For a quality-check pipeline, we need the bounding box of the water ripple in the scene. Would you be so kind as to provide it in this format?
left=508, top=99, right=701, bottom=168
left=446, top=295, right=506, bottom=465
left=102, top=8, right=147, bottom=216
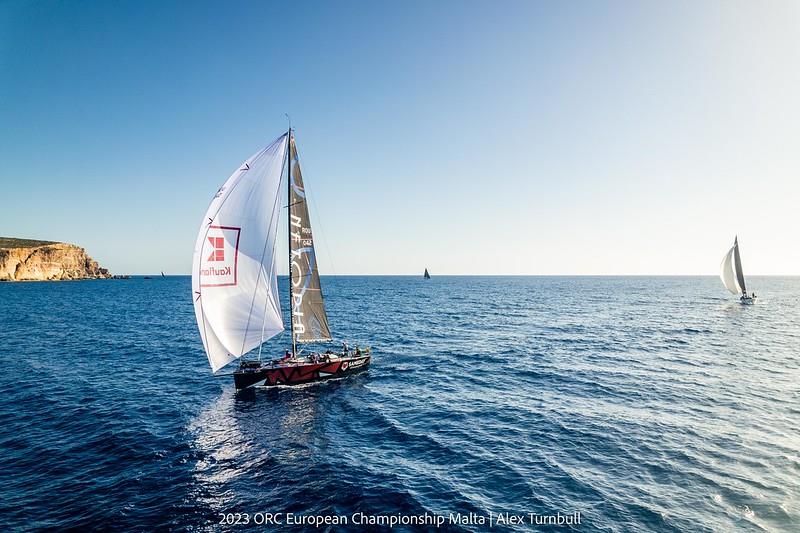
left=0, top=276, right=798, bottom=531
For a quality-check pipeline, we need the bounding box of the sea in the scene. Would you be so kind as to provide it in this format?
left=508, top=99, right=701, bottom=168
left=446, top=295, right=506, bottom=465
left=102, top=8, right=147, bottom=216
left=0, top=276, right=798, bottom=532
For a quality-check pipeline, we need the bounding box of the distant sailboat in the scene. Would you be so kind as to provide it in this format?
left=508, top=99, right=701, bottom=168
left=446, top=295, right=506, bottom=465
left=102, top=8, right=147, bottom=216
left=423, top=268, right=430, bottom=280
left=161, top=271, right=165, bottom=278
left=720, top=236, right=756, bottom=304
left=192, top=128, right=371, bottom=389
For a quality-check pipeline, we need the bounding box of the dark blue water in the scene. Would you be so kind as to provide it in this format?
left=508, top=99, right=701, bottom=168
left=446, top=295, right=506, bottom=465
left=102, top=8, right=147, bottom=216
left=1, top=276, right=798, bottom=531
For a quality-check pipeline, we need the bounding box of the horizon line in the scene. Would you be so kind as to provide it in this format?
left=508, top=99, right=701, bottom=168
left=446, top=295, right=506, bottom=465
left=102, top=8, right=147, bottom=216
left=132, top=273, right=800, bottom=277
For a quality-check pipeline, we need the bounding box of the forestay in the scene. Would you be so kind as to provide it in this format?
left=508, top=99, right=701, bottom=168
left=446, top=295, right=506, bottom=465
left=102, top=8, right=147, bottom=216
left=192, top=134, right=288, bottom=372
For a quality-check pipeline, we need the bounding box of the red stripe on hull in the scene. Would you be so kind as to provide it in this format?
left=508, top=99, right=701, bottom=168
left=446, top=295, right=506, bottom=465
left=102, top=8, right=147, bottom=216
left=233, top=356, right=370, bottom=390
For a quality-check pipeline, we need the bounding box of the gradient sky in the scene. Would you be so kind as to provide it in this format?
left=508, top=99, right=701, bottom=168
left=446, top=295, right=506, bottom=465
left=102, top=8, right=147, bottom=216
left=1, top=1, right=798, bottom=275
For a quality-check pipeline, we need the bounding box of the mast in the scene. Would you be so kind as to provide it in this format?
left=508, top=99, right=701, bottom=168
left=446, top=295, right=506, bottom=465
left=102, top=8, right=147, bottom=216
left=733, top=236, right=747, bottom=296
left=287, top=128, right=296, bottom=355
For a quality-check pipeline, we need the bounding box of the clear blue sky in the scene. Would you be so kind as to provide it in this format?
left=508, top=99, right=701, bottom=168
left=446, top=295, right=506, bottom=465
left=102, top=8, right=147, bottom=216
left=1, top=1, right=798, bottom=275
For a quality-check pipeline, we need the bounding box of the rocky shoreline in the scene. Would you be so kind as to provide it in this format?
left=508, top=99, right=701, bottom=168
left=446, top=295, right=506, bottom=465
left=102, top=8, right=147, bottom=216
left=0, top=238, right=111, bottom=281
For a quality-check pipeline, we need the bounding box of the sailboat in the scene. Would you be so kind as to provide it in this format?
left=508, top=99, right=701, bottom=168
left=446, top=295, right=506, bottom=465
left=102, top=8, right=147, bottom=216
left=423, top=268, right=430, bottom=280
left=720, top=236, right=756, bottom=305
left=192, top=129, right=371, bottom=390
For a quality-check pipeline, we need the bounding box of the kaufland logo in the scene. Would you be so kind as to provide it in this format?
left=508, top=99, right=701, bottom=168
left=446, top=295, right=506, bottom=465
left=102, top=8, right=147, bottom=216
left=200, top=226, right=240, bottom=287
left=207, top=237, right=225, bottom=262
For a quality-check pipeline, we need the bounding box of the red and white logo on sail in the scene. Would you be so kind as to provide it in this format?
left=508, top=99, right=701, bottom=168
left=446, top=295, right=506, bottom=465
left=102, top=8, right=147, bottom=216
left=200, top=226, right=240, bottom=287
left=207, top=237, right=225, bottom=262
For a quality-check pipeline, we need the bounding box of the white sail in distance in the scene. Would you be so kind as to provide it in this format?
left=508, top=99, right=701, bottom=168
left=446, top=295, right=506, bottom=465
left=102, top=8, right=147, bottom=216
left=719, top=245, right=742, bottom=295
left=192, top=134, right=288, bottom=372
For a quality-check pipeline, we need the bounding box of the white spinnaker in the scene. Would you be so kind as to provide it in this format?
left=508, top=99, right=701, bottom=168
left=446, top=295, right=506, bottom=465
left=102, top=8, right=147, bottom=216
left=192, top=134, right=288, bottom=372
left=719, top=246, right=741, bottom=295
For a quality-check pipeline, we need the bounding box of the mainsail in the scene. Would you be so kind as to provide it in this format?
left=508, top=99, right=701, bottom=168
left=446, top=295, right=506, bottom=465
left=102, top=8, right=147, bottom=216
left=192, top=134, right=287, bottom=372
left=288, top=132, right=332, bottom=344
left=733, top=237, right=747, bottom=294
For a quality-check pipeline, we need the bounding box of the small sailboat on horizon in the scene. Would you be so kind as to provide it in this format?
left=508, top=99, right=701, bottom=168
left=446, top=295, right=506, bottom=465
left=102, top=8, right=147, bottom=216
left=720, top=236, right=756, bottom=305
left=192, top=128, right=371, bottom=390
left=423, top=268, right=430, bottom=280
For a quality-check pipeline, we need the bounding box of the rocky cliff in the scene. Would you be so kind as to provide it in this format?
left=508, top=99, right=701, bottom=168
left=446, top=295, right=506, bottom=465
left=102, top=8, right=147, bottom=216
left=0, top=238, right=111, bottom=281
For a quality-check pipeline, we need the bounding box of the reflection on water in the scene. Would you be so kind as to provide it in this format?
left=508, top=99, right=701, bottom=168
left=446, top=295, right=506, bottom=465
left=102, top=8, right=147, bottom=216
left=187, top=379, right=364, bottom=515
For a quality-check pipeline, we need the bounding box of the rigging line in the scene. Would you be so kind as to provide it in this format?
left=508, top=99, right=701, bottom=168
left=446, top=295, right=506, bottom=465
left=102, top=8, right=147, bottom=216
left=239, top=137, right=289, bottom=357
left=258, top=157, right=289, bottom=361
left=305, top=170, right=338, bottom=276
left=292, top=132, right=338, bottom=277
left=257, top=217, right=278, bottom=361
left=268, top=166, right=286, bottom=318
